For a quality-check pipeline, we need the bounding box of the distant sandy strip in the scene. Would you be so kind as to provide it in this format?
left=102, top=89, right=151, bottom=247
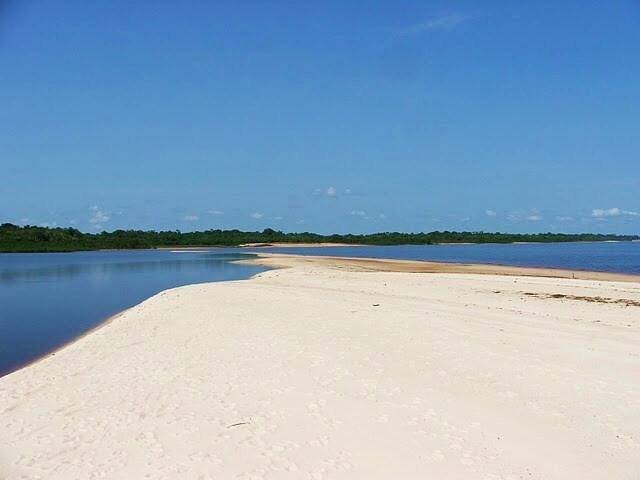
left=245, top=252, right=640, bottom=283
left=1, top=255, right=639, bottom=479
left=239, top=242, right=362, bottom=248
left=158, top=243, right=362, bottom=250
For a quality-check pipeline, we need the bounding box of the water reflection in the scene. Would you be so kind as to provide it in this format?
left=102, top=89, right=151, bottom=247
left=0, top=254, right=256, bottom=283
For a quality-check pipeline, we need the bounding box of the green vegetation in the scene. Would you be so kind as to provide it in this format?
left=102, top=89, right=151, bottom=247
left=0, top=223, right=637, bottom=253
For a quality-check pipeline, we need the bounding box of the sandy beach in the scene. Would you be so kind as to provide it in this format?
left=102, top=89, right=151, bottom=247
left=239, top=243, right=362, bottom=248
left=1, top=255, right=639, bottom=479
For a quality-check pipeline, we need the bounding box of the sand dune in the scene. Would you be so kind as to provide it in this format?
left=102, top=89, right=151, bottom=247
left=1, top=256, right=639, bottom=479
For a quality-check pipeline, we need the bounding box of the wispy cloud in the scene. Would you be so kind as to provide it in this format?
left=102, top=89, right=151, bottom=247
left=485, top=209, right=497, bottom=217
left=207, top=209, right=224, bottom=216
left=250, top=212, right=264, bottom=219
left=183, top=215, right=199, bottom=221
left=592, top=207, right=639, bottom=218
left=345, top=210, right=387, bottom=220
left=344, top=187, right=367, bottom=197
left=313, top=185, right=366, bottom=198
left=393, top=13, right=470, bottom=36
left=592, top=208, right=621, bottom=218
left=314, top=186, right=338, bottom=198
left=89, top=205, right=110, bottom=224
left=507, top=210, right=543, bottom=222
left=348, top=210, right=367, bottom=217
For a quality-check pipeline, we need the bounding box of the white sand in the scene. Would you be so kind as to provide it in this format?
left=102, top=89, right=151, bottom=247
left=1, top=257, right=639, bottom=479
left=239, top=243, right=362, bottom=248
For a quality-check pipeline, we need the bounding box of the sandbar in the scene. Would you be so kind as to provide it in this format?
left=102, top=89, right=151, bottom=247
left=1, top=255, right=639, bottom=479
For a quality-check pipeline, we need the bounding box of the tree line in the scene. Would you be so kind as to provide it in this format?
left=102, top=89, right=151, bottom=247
left=0, top=223, right=637, bottom=252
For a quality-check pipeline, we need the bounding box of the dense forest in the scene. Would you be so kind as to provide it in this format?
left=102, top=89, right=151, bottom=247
left=0, top=223, right=637, bottom=253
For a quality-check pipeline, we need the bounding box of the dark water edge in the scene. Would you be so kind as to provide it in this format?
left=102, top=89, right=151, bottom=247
left=260, top=241, right=640, bottom=275
left=0, top=250, right=268, bottom=377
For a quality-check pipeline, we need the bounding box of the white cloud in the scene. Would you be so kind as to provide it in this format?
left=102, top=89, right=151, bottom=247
left=313, top=186, right=338, bottom=197
left=394, top=13, right=470, bottom=35
left=273, top=216, right=284, bottom=221
left=592, top=207, right=621, bottom=217
left=89, top=205, right=110, bottom=224
left=183, top=215, right=199, bottom=221
left=485, top=209, right=497, bottom=217
left=208, top=209, right=224, bottom=216
left=343, top=187, right=367, bottom=197
left=250, top=212, right=264, bottom=219
left=592, top=207, right=639, bottom=218
left=507, top=210, right=543, bottom=222
left=556, top=216, right=574, bottom=222
left=348, top=210, right=367, bottom=217
left=378, top=213, right=387, bottom=219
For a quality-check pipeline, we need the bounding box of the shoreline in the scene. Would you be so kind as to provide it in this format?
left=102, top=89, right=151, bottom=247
left=0, top=266, right=273, bottom=379
left=2, top=252, right=638, bottom=378
left=2, top=252, right=639, bottom=378
left=2, top=255, right=639, bottom=478
left=0, top=308, right=132, bottom=379
left=242, top=252, right=640, bottom=283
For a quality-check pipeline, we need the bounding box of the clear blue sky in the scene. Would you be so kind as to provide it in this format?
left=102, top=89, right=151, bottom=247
left=1, top=1, right=639, bottom=234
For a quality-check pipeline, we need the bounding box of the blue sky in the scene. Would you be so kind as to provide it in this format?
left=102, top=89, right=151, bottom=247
left=1, top=1, right=639, bottom=234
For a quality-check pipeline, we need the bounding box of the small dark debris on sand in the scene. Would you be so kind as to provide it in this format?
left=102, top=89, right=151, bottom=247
left=226, top=422, right=251, bottom=429
left=522, top=292, right=640, bottom=307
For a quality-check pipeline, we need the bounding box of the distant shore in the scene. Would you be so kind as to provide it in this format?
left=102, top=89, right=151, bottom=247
left=2, top=223, right=637, bottom=253
left=242, top=252, right=640, bottom=283
left=237, top=242, right=363, bottom=248
left=3, top=238, right=639, bottom=254
left=1, top=253, right=639, bottom=478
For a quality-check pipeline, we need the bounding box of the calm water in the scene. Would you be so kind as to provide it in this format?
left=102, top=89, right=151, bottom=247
left=262, top=241, right=640, bottom=274
left=0, top=250, right=267, bottom=376
left=2, top=242, right=639, bottom=377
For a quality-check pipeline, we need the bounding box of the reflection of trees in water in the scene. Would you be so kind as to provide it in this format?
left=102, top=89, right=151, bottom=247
left=0, top=254, right=258, bottom=283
